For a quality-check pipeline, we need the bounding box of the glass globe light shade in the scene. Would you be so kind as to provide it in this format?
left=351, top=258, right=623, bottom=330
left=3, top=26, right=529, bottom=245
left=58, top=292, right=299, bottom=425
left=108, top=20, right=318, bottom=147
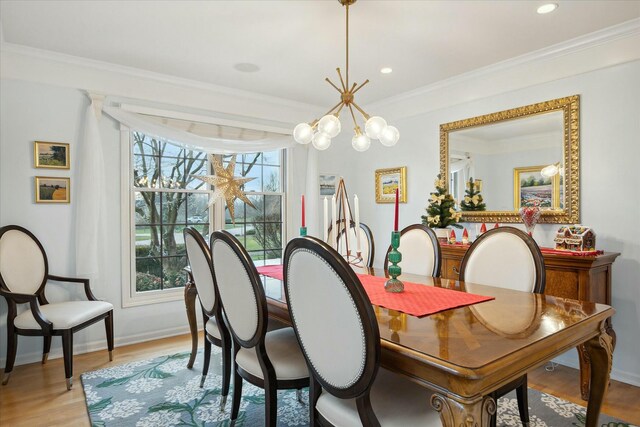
left=364, top=116, right=387, bottom=139
left=317, top=115, right=341, bottom=138
left=312, top=132, right=332, bottom=151
left=379, top=125, right=400, bottom=147
left=352, top=133, right=371, bottom=152
left=293, top=123, right=313, bottom=144
left=540, top=163, right=559, bottom=178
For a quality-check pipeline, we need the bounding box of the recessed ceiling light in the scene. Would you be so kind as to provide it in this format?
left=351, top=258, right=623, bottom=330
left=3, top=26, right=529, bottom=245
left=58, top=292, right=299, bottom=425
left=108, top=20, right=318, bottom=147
left=380, top=67, right=393, bottom=74
left=537, top=3, right=558, bottom=14
left=233, top=63, right=260, bottom=73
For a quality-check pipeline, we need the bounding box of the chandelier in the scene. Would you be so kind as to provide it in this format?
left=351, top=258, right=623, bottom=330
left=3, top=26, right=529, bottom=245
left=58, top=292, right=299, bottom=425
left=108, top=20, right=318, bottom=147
left=293, top=0, right=399, bottom=152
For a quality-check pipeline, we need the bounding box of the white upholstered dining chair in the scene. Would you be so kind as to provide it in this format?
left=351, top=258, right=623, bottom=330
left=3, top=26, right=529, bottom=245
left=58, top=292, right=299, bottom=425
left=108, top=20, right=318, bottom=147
left=337, top=221, right=375, bottom=268
left=183, top=227, right=231, bottom=407
left=284, top=236, right=442, bottom=427
left=384, top=224, right=442, bottom=277
left=210, top=230, right=309, bottom=427
left=459, top=226, right=545, bottom=427
left=0, top=225, right=114, bottom=390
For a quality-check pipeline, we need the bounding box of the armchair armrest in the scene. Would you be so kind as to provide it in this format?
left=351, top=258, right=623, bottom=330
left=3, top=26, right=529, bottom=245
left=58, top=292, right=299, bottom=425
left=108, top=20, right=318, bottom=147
left=47, top=274, right=99, bottom=301
left=0, top=289, right=53, bottom=333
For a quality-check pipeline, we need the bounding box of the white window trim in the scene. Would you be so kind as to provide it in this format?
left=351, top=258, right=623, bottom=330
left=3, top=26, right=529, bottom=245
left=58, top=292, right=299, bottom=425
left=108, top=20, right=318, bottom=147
left=120, top=113, right=290, bottom=308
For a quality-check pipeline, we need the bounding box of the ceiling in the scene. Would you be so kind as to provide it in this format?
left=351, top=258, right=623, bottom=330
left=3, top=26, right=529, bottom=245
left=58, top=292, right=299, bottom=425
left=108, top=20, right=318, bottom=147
left=1, top=1, right=639, bottom=106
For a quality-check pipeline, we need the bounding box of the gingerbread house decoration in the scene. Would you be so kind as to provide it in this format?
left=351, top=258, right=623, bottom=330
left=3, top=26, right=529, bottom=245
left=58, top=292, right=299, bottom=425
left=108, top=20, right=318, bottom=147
left=554, top=225, right=596, bottom=252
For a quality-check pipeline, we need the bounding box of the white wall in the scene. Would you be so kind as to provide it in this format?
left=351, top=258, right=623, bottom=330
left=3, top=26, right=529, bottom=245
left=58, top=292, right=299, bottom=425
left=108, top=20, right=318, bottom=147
left=319, top=60, right=640, bottom=385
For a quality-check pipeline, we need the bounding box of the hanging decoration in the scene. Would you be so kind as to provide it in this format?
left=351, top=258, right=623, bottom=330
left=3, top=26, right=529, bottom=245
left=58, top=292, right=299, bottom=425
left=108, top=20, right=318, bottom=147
left=194, top=155, right=256, bottom=224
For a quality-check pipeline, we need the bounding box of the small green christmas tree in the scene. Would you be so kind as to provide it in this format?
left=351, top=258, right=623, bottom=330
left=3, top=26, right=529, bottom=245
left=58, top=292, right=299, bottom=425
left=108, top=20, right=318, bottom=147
left=460, top=177, right=486, bottom=211
left=421, top=174, right=463, bottom=228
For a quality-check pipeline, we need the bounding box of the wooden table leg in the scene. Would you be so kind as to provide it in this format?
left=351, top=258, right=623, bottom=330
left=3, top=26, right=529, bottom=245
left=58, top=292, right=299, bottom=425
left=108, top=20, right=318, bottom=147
left=584, top=326, right=613, bottom=427
left=184, top=278, right=199, bottom=369
left=431, top=393, right=496, bottom=427
left=578, top=319, right=616, bottom=400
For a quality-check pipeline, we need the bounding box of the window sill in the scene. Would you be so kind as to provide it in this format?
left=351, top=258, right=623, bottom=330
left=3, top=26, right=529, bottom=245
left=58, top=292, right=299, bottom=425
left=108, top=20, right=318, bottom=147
left=121, top=287, right=185, bottom=308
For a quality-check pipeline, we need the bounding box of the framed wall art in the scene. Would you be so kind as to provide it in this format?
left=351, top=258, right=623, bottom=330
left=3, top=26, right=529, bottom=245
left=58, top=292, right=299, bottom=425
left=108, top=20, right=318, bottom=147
left=375, top=166, right=407, bottom=203
left=35, top=176, right=70, bottom=204
left=513, top=165, right=560, bottom=210
left=319, top=173, right=338, bottom=196
left=34, top=141, right=70, bottom=169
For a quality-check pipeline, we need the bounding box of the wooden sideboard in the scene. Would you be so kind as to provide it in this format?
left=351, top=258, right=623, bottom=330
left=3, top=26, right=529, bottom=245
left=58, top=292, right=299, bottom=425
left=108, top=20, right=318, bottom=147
left=440, top=243, right=619, bottom=400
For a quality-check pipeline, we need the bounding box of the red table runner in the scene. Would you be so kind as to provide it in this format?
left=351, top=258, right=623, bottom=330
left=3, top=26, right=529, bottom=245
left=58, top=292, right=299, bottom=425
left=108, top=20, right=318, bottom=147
left=256, top=265, right=494, bottom=317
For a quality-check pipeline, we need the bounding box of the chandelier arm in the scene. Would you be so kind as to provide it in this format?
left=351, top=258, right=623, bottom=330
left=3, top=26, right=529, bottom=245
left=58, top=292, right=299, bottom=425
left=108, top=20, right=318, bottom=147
left=334, top=102, right=346, bottom=117
left=351, top=79, right=370, bottom=95
left=349, top=82, right=357, bottom=93
left=336, top=68, right=347, bottom=92
left=350, top=101, right=371, bottom=121
left=348, top=104, right=359, bottom=130
left=325, top=78, right=343, bottom=93
left=322, top=101, right=345, bottom=119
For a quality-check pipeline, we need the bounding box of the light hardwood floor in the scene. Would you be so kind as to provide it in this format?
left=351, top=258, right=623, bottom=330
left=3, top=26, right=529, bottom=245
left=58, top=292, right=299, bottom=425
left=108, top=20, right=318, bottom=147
left=1, top=333, right=638, bottom=426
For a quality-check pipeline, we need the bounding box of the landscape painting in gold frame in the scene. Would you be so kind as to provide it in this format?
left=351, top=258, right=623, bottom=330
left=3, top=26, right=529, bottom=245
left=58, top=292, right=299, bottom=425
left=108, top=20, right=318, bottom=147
left=35, top=176, right=70, bottom=204
left=34, top=141, right=70, bottom=169
left=375, top=167, right=407, bottom=204
left=513, top=166, right=560, bottom=210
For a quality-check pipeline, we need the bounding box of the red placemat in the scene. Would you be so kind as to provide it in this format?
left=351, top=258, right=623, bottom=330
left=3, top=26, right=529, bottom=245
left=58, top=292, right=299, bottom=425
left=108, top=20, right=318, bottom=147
left=355, top=274, right=493, bottom=317
left=256, top=265, right=285, bottom=281
left=256, top=265, right=494, bottom=317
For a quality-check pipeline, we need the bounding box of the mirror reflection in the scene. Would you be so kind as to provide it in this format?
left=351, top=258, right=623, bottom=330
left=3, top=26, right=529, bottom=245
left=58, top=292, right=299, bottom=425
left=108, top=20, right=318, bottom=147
left=440, top=95, right=580, bottom=224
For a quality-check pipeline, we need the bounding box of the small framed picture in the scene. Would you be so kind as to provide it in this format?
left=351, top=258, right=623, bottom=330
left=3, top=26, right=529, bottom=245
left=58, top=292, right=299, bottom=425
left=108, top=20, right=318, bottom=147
left=513, top=165, right=560, bottom=210
left=375, top=167, right=407, bottom=203
left=319, top=173, right=338, bottom=196
left=34, top=141, right=70, bottom=169
left=35, top=177, right=70, bottom=204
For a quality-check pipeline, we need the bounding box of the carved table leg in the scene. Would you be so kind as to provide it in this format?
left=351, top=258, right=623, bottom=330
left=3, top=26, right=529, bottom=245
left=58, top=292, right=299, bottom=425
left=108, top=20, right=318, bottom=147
left=578, top=319, right=616, bottom=401
left=432, top=393, right=496, bottom=427
left=584, top=328, right=613, bottom=427
left=184, top=278, right=199, bottom=369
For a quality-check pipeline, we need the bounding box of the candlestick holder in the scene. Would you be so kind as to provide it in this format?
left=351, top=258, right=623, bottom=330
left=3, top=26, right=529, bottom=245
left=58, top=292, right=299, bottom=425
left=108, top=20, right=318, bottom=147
left=385, top=231, right=404, bottom=292
left=299, top=226, right=307, bottom=237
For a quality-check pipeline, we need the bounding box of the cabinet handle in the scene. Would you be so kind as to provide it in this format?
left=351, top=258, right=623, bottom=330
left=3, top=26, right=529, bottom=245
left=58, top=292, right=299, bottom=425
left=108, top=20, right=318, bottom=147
left=452, top=266, right=460, bottom=275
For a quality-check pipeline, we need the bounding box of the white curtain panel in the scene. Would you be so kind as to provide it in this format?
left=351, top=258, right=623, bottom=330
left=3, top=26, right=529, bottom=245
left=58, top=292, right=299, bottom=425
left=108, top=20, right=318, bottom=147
left=75, top=97, right=107, bottom=288
left=102, top=106, right=295, bottom=154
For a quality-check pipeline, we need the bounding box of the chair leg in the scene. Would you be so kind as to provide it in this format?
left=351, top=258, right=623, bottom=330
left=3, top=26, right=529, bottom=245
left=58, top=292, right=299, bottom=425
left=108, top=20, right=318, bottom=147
left=2, top=327, right=17, bottom=385
left=105, top=311, right=114, bottom=362
left=489, top=392, right=498, bottom=427
left=201, top=338, right=212, bottom=388
left=61, top=330, right=73, bottom=390
left=516, top=376, right=531, bottom=427
left=42, top=335, right=52, bottom=364
left=296, top=388, right=304, bottom=405
left=220, top=334, right=232, bottom=410
left=230, top=367, right=243, bottom=426
left=264, top=378, right=277, bottom=427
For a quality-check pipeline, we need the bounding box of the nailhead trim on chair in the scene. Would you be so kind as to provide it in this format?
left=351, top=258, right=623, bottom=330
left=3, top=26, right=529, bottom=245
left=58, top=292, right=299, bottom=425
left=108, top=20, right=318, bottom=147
left=286, top=248, right=366, bottom=389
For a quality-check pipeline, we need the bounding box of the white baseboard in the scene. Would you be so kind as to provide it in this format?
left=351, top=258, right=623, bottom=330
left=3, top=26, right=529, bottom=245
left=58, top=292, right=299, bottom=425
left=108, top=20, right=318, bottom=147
left=1, top=324, right=195, bottom=369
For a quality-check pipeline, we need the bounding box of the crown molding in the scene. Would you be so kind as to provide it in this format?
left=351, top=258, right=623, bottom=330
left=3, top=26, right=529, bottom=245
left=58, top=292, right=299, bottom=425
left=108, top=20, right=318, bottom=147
left=366, top=18, right=640, bottom=113
left=0, top=41, right=323, bottom=125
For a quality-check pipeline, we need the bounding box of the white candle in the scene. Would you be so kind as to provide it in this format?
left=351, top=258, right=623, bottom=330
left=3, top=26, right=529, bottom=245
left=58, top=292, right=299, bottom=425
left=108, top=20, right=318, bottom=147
left=331, top=195, right=337, bottom=249
left=354, top=194, right=361, bottom=254
left=323, top=197, right=329, bottom=243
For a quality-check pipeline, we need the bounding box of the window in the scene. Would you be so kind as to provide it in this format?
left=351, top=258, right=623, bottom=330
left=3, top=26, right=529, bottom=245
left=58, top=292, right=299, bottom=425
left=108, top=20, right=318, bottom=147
left=222, top=152, right=285, bottom=266
left=123, top=128, right=286, bottom=306
left=131, top=131, right=210, bottom=293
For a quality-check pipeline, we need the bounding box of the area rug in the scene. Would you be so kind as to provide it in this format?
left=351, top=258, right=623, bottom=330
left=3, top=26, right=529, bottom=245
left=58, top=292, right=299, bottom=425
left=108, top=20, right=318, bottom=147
left=81, top=348, right=634, bottom=427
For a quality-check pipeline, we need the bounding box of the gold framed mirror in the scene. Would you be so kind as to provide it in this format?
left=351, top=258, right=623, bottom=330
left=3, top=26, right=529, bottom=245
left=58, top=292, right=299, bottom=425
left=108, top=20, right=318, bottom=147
left=440, top=95, right=579, bottom=224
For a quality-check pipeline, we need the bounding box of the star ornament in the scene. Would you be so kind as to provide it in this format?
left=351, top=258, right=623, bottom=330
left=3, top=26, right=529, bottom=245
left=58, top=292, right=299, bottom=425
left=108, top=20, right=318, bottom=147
left=194, top=155, right=256, bottom=224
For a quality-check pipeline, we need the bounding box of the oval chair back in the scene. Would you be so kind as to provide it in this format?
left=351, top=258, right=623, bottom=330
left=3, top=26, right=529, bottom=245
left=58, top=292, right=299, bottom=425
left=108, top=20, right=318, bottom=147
left=210, top=230, right=267, bottom=348
left=0, top=225, right=48, bottom=295
left=284, top=236, right=381, bottom=422
left=460, top=226, right=545, bottom=293
left=183, top=228, right=218, bottom=316
left=337, top=221, right=375, bottom=268
left=384, top=224, right=441, bottom=277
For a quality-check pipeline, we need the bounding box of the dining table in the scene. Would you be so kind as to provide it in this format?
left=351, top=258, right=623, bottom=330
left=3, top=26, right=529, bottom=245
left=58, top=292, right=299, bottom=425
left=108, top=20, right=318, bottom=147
left=183, top=265, right=614, bottom=427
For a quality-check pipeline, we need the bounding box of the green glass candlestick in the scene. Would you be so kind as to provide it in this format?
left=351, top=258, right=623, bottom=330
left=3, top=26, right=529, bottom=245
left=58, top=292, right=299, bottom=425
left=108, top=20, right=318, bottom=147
left=385, top=231, right=404, bottom=292
left=299, top=226, right=307, bottom=237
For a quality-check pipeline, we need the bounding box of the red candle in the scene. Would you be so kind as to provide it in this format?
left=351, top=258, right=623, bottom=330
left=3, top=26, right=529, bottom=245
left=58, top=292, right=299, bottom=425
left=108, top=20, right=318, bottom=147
left=301, top=195, right=306, bottom=227
left=394, top=189, right=399, bottom=231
